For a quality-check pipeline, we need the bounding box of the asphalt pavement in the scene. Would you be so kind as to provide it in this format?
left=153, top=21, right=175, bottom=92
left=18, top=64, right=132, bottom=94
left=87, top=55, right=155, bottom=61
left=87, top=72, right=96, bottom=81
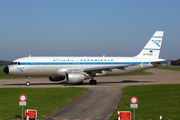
left=46, top=87, right=122, bottom=120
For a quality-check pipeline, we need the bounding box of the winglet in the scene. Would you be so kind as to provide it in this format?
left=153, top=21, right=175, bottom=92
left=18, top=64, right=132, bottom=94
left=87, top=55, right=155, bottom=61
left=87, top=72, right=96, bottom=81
left=136, top=31, right=164, bottom=59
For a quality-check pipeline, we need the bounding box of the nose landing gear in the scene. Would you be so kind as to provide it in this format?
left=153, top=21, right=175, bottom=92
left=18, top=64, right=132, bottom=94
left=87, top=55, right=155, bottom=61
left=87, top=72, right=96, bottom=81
left=26, top=77, right=31, bottom=86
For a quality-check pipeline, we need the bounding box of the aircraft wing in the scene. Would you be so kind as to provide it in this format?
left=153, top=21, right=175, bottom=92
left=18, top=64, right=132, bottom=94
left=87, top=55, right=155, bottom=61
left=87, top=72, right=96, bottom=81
left=83, top=65, right=131, bottom=72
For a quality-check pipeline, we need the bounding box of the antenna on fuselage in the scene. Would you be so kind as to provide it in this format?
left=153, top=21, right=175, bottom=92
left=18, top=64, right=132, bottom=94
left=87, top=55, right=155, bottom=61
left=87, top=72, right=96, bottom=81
left=29, top=55, right=31, bottom=57
left=103, top=55, right=105, bottom=57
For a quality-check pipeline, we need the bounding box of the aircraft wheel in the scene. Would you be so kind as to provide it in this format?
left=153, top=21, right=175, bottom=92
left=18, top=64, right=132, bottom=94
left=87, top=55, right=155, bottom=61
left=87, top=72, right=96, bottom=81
left=26, top=77, right=31, bottom=86
left=89, top=80, right=97, bottom=85
left=26, top=82, right=30, bottom=86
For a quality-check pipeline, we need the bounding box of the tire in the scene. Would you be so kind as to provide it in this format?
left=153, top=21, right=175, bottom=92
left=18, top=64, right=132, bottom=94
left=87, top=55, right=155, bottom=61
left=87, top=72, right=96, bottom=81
left=89, top=80, right=97, bottom=85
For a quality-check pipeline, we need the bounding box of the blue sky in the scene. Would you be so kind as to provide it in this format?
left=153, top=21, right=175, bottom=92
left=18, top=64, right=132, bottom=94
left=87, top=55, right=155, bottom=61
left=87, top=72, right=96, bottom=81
left=0, top=0, right=180, bottom=61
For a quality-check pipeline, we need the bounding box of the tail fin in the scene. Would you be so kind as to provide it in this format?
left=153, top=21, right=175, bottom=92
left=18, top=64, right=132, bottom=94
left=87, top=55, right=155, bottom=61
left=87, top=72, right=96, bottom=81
left=136, top=31, right=164, bottom=59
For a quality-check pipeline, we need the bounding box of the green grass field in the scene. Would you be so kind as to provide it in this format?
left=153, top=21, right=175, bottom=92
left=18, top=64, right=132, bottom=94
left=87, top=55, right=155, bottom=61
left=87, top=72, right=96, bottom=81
left=156, top=66, right=180, bottom=71
left=110, top=84, right=180, bottom=120
left=122, top=71, right=152, bottom=76
left=0, top=88, right=88, bottom=120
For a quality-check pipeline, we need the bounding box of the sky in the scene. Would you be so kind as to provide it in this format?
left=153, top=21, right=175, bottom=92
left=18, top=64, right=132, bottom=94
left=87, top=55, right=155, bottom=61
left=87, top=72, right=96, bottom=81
left=0, top=0, right=180, bottom=61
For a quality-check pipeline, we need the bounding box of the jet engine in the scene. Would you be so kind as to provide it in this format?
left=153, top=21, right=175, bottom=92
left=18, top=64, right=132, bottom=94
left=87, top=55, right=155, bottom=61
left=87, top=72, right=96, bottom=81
left=66, top=72, right=89, bottom=84
left=49, top=76, right=65, bottom=82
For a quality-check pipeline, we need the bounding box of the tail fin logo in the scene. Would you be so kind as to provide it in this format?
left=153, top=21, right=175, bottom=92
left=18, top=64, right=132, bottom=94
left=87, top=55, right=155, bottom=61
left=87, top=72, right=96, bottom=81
left=151, top=40, right=161, bottom=47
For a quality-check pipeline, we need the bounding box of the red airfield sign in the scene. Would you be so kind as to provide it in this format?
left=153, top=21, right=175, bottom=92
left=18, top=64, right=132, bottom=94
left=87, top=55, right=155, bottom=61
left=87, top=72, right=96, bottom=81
left=118, top=111, right=131, bottom=120
left=25, top=110, right=37, bottom=118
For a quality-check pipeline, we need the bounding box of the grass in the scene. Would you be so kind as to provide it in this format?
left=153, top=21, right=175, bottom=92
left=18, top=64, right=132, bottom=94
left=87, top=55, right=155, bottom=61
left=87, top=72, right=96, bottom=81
left=110, top=84, right=180, bottom=120
left=0, top=87, right=88, bottom=120
left=122, top=71, right=152, bottom=76
left=156, top=66, right=180, bottom=71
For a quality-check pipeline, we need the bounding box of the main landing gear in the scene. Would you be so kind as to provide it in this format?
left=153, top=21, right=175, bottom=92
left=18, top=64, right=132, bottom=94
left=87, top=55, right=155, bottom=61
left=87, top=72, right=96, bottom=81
left=89, top=76, right=97, bottom=85
left=26, top=77, right=31, bottom=86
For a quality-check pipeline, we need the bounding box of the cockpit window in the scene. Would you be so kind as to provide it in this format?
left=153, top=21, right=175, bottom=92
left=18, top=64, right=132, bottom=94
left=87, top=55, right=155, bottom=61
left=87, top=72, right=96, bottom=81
left=11, top=62, right=21, bottom=65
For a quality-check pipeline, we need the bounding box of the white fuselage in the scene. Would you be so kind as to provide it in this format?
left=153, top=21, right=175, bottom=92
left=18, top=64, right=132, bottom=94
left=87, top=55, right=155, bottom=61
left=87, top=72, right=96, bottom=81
left=8, top=56, right=164, bottom=77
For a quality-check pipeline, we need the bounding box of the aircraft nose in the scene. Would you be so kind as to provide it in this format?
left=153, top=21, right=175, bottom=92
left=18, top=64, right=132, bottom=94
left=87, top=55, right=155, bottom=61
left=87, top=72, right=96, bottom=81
left=3, top=66, right=9, bottom=74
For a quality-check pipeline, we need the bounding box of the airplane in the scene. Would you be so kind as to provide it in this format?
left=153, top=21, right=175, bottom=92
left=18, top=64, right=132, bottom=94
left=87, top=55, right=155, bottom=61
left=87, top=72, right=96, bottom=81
left=3, top=31, right=166, bottom=86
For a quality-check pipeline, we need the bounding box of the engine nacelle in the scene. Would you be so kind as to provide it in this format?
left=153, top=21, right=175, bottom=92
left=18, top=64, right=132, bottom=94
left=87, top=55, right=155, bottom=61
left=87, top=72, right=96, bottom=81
left=66, top=72, right=88, bottom=84
left=49, top=76, right=65, bottom=82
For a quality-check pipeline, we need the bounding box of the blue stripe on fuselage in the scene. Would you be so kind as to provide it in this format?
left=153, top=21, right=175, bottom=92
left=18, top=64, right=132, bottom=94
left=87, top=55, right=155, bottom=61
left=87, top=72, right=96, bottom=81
left=20, top=62, right=150, bottom=65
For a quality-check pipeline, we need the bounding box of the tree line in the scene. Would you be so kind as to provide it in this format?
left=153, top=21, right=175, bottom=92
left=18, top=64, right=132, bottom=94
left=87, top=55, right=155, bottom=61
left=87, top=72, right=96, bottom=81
left=171, top=59, right=180, bottom=65
left=0, top=60, right=12, bottom=66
